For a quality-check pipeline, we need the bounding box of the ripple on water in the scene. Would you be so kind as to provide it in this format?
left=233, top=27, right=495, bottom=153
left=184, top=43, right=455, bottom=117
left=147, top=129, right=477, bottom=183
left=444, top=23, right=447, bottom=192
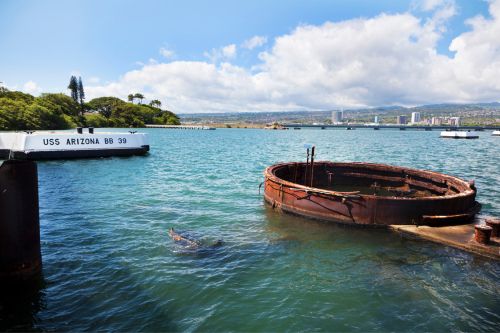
left=2, top=128, right=499, bottom=332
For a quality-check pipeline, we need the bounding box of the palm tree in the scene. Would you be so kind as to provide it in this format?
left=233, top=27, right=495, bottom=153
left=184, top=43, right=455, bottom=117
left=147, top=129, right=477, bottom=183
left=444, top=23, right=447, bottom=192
left=134, top=93, right=144, bottom=104
left=128, top=94, right=135, bottom=103
left=149, top=99, right=162, bottom=108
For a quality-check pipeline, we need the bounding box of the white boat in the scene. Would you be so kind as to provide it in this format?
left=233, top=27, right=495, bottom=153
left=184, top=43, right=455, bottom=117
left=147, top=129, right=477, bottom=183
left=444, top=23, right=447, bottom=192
left=440, top=131, right=479, bottom=139
left=492, top=130, right=500, bottom=136
left=0, top=127, right=149, bottom=160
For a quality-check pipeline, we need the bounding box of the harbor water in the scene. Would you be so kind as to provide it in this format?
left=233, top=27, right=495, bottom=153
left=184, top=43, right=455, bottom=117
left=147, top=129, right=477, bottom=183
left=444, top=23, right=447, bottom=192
left=1, top=128, right=499, bottom=331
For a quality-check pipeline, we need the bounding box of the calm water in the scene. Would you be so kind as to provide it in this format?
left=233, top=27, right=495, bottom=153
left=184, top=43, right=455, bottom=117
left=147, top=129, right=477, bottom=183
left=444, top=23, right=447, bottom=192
left=1, top=128, right=499, bottom=331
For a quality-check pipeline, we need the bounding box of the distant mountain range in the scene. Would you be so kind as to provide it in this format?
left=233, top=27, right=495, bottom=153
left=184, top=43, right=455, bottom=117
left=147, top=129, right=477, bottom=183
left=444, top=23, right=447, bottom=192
left=365, top=102, right=500, bottom=112
left=179, top=102, right=500, bottom=125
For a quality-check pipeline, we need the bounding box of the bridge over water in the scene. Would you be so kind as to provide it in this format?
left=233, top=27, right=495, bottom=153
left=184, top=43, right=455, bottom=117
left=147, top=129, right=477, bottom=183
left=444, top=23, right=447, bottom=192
left=282, top=124, right=499, bottom=131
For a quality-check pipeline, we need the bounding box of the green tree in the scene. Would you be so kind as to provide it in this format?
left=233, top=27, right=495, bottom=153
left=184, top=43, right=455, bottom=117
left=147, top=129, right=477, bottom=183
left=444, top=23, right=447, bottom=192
left=112, top=103, right=145, bottom=127
left=134, top=93, right=144, bottom=104
left=84, top=113, right=109, bottom=127
left=137, top=104, right=158, bottom=124
left=149, top=99, right=162, bottom=108
left=77, top=77, right=85, bottom=106
left=68, top=76, right=78, bottom=102
left=0, top=97, right=29, bottom=130
left=153, top=110, right=181, bottom=125
left=36, top=93, right=81, bottom=117
left=87, top=96, right=126, bottom=118
left=0, top=91, right=79, bottom=130
left=25, top=102, right=73, bottom=130
left=127, top=94, right=135, bottom=103
left=0, top=88, right=181, bottom=130
left=0, top=88, right=35, bottom=104
left=30, top=94, right=81, bottom=129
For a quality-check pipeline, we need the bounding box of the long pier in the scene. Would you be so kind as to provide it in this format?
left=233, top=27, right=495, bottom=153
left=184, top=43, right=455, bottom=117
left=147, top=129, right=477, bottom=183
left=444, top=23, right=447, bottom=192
left=283, top=124, right=499, bottom=131
left=145, top=124, right=215, bottom=130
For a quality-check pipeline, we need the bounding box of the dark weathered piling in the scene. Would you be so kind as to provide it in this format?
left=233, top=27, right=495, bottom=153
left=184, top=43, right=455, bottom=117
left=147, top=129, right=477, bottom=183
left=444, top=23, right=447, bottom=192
left=0, top=160, right=41, bottom=280
left=474, top=225, right=492, bottom=245
left=485, top=218, right=500, bottom=237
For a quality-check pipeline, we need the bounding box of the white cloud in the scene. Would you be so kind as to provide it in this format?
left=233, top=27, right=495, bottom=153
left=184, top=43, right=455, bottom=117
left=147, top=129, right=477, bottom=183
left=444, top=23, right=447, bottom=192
left=204, top=44, right=237, bottom=63
left=86, top=1, right=500, bottom=113
left=430, top=0, right=457, bottom=27
left=23, top=81, right=41, bottom=95
left=222, top=44, right=236, bottom=58
left=418, top=0, right=449, bottom=11
left=242, top=36, right=268, bottom=50
left=87, top=76, right=100, bottom=84
left=412, top=0, right=457, bottom=33
left=159, top=47, right=175, bottom=58
left=446, top=0, right=500, bottom=99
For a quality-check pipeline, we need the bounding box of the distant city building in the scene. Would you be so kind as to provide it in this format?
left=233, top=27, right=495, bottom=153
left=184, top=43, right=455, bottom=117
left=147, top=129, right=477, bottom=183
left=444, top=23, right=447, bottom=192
left=449, top=117, right=461, bottom=126
left=374, top=116, right=379, bottom=124
left=431, top=117, right=443, bottom=125
left=397, top=115, right=407, bottom=125
left=411, top=112, right=421, bottom=124
left=332, top=111, right=343, bottom=124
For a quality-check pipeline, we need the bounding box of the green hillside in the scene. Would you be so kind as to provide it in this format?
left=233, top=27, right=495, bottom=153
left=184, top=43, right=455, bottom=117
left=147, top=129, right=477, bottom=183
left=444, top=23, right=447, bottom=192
left=0, top=87, right=180, bottom=131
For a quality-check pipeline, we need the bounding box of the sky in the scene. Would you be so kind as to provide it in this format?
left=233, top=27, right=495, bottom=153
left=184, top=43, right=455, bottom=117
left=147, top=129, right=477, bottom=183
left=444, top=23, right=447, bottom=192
left=1, top=0, right=499, bottom=113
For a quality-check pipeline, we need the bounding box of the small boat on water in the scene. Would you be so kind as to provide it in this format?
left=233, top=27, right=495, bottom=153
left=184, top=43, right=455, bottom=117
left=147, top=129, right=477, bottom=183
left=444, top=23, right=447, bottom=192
left=492, top=130, right=500, bottom=136
left=440, top=131, right=479, bottom=139
left=264, top=159, right=480, bottom=226
left=0, top=127, right=149, bottom=160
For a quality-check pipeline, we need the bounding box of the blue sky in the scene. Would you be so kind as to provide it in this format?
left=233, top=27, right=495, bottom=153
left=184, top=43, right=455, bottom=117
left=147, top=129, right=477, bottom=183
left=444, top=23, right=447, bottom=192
left=1, top=0, right=498, bottom=112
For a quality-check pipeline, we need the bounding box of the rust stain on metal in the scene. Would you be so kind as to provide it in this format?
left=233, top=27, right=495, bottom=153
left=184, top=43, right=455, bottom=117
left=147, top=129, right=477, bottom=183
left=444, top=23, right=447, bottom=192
left=485, top=218, right=500, bottom=237
left=474, top=225, right=492, bottom=244
left=264, top=161, right=480, bottom=226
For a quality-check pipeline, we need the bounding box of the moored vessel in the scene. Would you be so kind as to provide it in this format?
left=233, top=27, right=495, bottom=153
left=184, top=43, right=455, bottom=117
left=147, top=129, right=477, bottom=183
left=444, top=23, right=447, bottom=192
left=0, top=127, right=149, bottom=160
left=440, top=131, right=479, bottom=139
left=492, top=130, right=500, bottom=136
left=264, top=159, right=480, bottom=226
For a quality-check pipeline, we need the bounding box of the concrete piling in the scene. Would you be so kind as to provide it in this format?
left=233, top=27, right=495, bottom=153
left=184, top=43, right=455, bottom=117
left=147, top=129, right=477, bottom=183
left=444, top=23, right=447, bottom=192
left=0, top=160, right=41, bottom=280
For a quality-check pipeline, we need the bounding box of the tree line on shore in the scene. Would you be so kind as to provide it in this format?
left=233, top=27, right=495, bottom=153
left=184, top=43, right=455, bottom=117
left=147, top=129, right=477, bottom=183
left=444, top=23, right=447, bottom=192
left=0, top=77, right=180, bottom=131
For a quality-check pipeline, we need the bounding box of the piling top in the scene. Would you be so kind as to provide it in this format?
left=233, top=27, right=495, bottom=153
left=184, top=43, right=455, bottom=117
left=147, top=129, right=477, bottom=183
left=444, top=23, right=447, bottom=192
left=485, top=218, right=500, bottom=225
left=475, top=224, right=493, bottom=231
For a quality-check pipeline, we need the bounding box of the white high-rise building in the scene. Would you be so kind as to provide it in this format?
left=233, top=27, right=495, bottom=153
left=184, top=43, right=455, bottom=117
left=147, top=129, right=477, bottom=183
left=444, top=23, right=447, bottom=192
left=331, top=111, right=343, bottom=124
left=374, top=116, right=379, bottom=124
left=431, top=117, right=443, bottom=125
left=449, top=117, right=461, bottom=126
left=411, top=112, right=421, bottom=124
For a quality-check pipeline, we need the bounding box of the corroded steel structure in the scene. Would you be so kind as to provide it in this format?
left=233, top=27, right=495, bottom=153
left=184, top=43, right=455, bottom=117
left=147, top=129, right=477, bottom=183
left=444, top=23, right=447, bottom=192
left=264, top=162, right=480, bottom=226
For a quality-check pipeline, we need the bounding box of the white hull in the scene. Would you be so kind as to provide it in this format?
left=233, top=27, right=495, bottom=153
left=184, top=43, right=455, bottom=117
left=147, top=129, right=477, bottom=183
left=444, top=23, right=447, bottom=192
left=0, top=129, right=149, bottom=160
left=492, top=130, right=500, bottom=136
left=440, top=131, right=479, bottom=139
